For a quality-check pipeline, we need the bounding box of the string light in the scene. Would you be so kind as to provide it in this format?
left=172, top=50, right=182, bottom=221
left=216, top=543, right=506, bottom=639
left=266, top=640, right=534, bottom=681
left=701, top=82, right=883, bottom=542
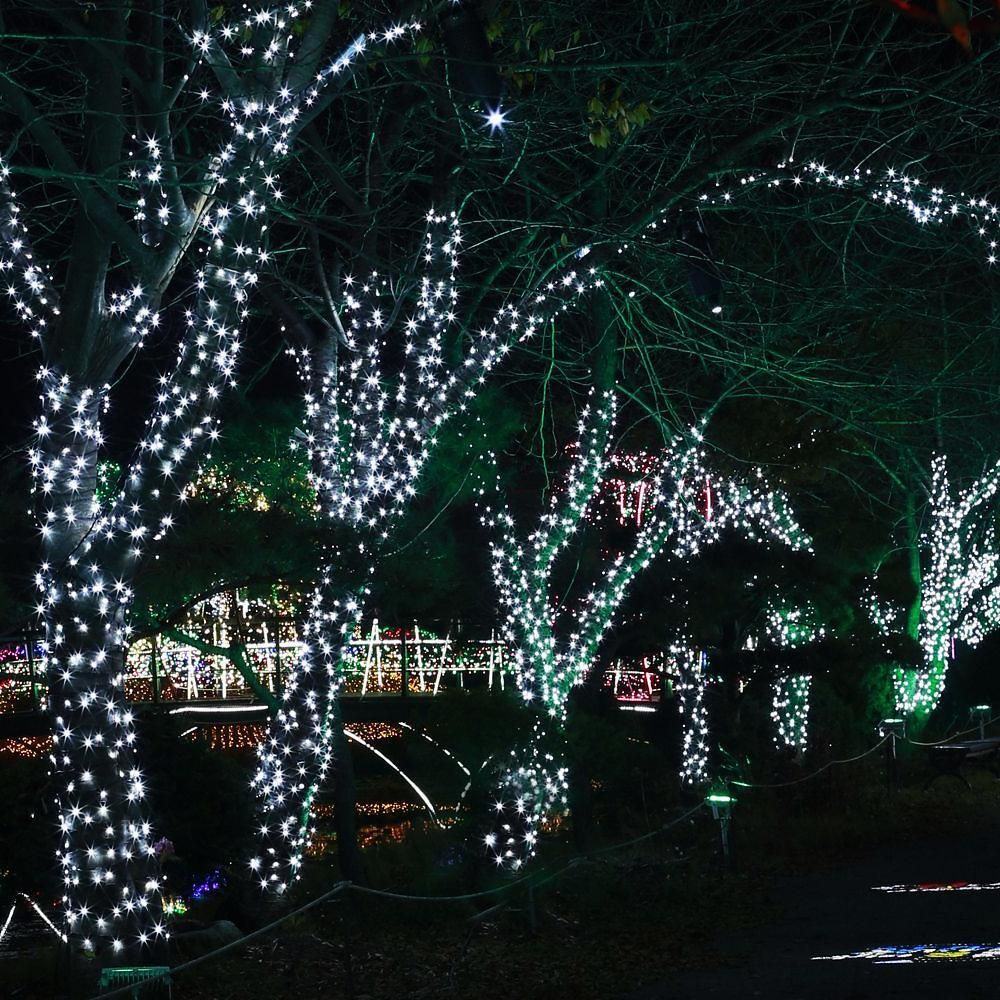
left=693, top=159, right=1000, bottom=276
left=866, top=455, right=1000, bottom=714
left=250, top=207, right=603, bottom=893
left=692, top=157, right=1000, bottom=713
left=1, top=10, right=419, bottom=956
left=479, top=391, right=810, bottom=859
left=771, top=675, right=811, bottom=753
left=764, top=601, right=823, bottom=752
left=815, top=942, right=1000, bottom=963
left=676, top=647, right=710, bottom=785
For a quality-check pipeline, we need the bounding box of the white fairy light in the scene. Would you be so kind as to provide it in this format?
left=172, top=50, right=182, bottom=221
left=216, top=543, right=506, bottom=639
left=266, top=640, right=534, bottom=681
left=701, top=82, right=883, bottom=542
left=763, top=601, right=823, bottom=752
left=691, top=158, right=1000, bottom=715
left=478, top=392, right=810, bottom=860
left=250, top=210, right=605, bottom=892
left=864, top=455, right=1000, bottom=714
left=1, top=11, right=419, bottom=956
left=676, top=647, right=710, bottom=785
left=771, top=675, right=812, bottom=753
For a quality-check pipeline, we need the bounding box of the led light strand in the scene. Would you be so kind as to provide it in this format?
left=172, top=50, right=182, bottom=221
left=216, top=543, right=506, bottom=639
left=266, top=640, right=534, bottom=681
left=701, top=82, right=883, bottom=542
left=865, top=455, right=1000, bottom=714
left=480, top=393, right=810, bottom=857
left=251, top=213, right=602, bottom=893
left=763, top=601, right=823, bottom=752
left=691, top=159, right=1000, bottom=274
left=1, top=14, right=418, bottom=956
left=676, top=646, right=711, bottom=785
left=771, top=675, right=812, bottom=752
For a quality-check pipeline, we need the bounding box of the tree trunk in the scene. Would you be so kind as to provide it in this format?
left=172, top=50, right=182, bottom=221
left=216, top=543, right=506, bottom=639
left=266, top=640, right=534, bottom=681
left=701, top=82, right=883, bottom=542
left=38, top=377, right=162, bottom=960
left=329, top=701, right=366, bottom=884
left=252, top=568, right=366, bottom=892
left=904, top=489, right=922, bottom=645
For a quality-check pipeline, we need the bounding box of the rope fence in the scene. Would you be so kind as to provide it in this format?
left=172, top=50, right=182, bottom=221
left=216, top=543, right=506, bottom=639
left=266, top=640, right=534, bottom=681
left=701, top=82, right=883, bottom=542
left=731, top=735, right=890, bottom=790
left=32, top=708, right=1000, bottom=996
left=90, top=803, right=706, bottom=999
left=904, top=713, right=1000, bottom=747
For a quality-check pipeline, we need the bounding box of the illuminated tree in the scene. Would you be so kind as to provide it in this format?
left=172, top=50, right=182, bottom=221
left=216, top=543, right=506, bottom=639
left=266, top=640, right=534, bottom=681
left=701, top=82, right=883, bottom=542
left=0, top=2, right=417, bottom=960
left=479, top=392, right=810, bottom=866
left=249, top=204, right=602, bottom=892
left=763, top=601, right=825, bottom=752
left=870, top=454, right=1000, bottom=714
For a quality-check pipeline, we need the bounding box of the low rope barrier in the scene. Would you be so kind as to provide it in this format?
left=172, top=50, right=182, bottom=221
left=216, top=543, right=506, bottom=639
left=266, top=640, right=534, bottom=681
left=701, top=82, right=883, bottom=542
left=79, top=708, right=1000, bottom=996
left=92, top=803, right=705, bottom=998
left=91, top=880, right=352, bottom=999
left=905, top=714, right=1000, bottom=747
left=731, top=735, right=889, bottom=790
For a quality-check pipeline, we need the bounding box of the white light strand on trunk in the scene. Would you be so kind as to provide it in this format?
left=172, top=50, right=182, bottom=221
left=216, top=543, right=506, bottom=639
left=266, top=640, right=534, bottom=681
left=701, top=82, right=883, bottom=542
left=677, top=647, right=710, bottom=785
left=917, top=454, right=1000, bottom=711
left=865, top=455, right=1000, bottom=715
left=1, top=10, right=418, bottom=958
left=250, top=212, right=603, bottom=893
left=771, top=675, right=812, bottom=753
left=764, top=601, right=823, bottom=752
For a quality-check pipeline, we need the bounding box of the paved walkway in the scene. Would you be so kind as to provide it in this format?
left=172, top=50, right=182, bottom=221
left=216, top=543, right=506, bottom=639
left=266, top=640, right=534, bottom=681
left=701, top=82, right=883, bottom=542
left=626, top=827, right=1000, bottom=999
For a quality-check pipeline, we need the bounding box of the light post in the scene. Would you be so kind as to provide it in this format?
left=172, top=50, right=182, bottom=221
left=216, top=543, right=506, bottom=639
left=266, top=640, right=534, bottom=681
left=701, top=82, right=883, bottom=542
left=879, top=718, right=907, bottom=792
left=706, top=791, right=736, bottom=868
left=971, top=704, right=991, bottom=741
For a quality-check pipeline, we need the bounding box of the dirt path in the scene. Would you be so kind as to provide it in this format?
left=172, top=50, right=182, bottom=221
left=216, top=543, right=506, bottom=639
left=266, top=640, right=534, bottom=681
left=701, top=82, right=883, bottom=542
left=625, top=824, right=1000, bottom=999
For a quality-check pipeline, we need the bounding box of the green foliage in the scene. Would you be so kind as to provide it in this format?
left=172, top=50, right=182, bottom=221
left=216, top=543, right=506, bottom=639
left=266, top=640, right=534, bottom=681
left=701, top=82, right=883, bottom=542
left=587, top=85, right=652, bottom=146
left=132, top=398, right=320, bottom=627
left=374, top=386, right=523, bottom=621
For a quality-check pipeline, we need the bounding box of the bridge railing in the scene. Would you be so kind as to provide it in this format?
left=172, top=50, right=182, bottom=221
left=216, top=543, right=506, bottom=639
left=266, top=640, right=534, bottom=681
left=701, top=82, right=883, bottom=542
left=0, top=624, right=675, bottom=711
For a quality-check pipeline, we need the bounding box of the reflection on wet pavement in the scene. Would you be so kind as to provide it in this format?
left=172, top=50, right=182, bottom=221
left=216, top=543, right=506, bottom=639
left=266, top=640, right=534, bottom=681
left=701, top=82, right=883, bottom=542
left=814, top=942, right=1000, bottom=964
left=872, top=880, right=1000, bottom=893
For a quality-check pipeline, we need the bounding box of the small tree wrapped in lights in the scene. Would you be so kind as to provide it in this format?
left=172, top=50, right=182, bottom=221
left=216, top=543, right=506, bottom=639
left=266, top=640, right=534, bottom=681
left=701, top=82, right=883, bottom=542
left=765, top=601, right=825, bottom=753
left=479, top=394, right=810, bottom=866
left=870, top=455, right=1000, bottom=714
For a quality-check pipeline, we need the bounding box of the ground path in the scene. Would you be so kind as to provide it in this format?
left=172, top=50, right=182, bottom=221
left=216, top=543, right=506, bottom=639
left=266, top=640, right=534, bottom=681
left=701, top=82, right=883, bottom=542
left=626, top=824, right=1000, bottom=999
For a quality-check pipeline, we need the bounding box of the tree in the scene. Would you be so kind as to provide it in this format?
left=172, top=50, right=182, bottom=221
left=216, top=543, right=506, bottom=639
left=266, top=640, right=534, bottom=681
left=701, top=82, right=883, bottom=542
left=249, top=206, right=603, bottom=892
left=479, top=390, right=809, bottom=866
left=0, top=1, right=418, bottom=961
left=869, top=454, right=1000, bottom=713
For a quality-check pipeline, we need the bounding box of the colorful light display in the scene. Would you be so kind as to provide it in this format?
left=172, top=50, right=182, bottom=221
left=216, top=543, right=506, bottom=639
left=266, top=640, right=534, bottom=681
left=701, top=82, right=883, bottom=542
left=873, top=881, right=1000, bottom=893
left=815, top=942, right=1000, bottom=963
